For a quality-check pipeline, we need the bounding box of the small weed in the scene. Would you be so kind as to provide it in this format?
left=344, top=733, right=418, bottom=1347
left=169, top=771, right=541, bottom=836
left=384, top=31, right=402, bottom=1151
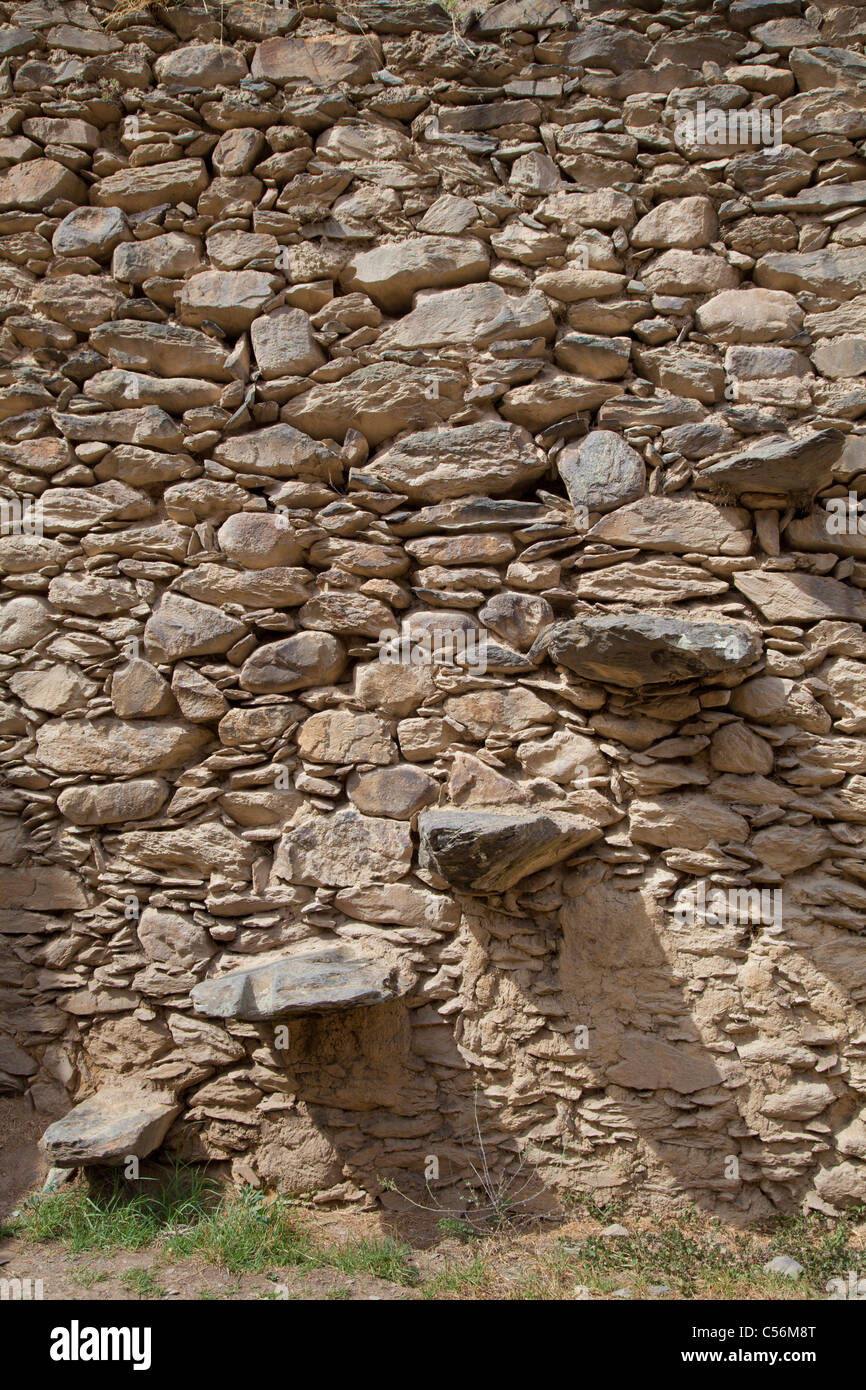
left=70, top=1269, right=111, bottom=1289
left=120, top=1268, right=167, bottom=1300
left=324, top=1235, right=418, bottom=1286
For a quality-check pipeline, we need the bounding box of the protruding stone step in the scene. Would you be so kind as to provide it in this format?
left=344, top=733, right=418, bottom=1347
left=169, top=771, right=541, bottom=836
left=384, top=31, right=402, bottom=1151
left=418, top=808, right=601, bottom=891
left=190, top=946, right=403, bottom=1020
left=695, top=428, right=844, bottom=500
left=40, top=1088, right=180, bottom=1167
left=533, top=613, right=762, bottom=689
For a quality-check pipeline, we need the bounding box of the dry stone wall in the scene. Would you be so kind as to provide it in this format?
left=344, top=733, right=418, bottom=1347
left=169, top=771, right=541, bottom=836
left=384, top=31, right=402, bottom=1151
left=2, top=0, right=866, bottom=1218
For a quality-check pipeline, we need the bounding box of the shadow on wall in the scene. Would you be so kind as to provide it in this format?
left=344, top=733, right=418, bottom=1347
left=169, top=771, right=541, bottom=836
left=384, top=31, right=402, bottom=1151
left=167, top=864, right=862, bottom=1222
left=219, top=861, right=866, bottom=1223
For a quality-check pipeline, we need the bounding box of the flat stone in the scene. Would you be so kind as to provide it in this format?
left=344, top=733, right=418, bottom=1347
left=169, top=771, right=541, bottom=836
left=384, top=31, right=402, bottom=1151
left=240, top=632, right=347, bottom=692
left=217, top=513, right=303, bottom=569
left=812, top=336, right=866, bottom=379
left=282, top=361, right=463, bottom=446
left=40, top=1089, right=180, bottom=1167
left=251, top=306, right=325, bottom=377
left=137, top=907, right=215, bottom=969
left=361, top=422, right=544, bottom=503
left=341, top=236, right=489, bottom=313
left=755, top=247, right=866, bottom=300
left=642, top=249, right=739, bottom=295
left=179, top=269, right=277, bottom=334
left=536, top=613, right=762, bottom=688
left=171, top=664, right=229, bottom=722
left=0, top=595, right=56, bottom=651
left=631, top=196, right=717, bottom=250
left=297, top=710, right=395, bottom=765
left=36, top=719, right=210, bottom=775
left=251, top=33, right=382, bottom=85
left=154, top=43, right=249, bottom=88
left=111, top=822, right=255, bottom=878
left=500, top=368, right=621, bottom=429
left=577, top=558, right=729, bottom=604
left=607, top=1033, right=720, bottom=1093
left=91, top=159, right=210, bottom=213
left=90, top=321, right=232, bottom=381
left=418, top=808, right=601, bottom=891
left=554, top=333, right=631, bottom=380
left=695, top=287, right=804, bottom=344
left=85, top=370, right=221, bottom=416
left=0, top=158, right=85, bottom=211
left=378, top=282, right=553, bottom=350
left=57, top=779, right=170, bottom=825
left=214, top=424, right=340, bottom=481
left=347, top=764, right=437, bottom=818
left=443, top=686, right=555, bottom=738
left=172, top=564, right=312, bottom=608
left=144, top=593, right=247, bottom=663
left=112, top=233, right=201, bottom=286
left=334, top=882, right=460, bottom=930
left=589, top=496, right=752, bottom=555
left=734, top=569, right=866, bottom=622
left=273, top=808, right=412, bottom=886
left=192, top=946, right=402, bottom=1020
left=218, top=705, right=300, bottom=746
left=111, top=659, right=174, bottom=718
left=53, top=206, right=130, bottom=259
left=697, top=429, right=845, bottom=498
left=299, top=591, right=395, bottom=637
left=8, top=663, right=96, bottom=715
left=629, top=792, right=749, bottom=848
left=478, top=593, right=553, bottom=650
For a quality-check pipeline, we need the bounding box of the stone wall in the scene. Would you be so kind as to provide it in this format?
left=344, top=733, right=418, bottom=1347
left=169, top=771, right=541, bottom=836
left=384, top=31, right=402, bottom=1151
left=2, top=0, right=866, bottom=1219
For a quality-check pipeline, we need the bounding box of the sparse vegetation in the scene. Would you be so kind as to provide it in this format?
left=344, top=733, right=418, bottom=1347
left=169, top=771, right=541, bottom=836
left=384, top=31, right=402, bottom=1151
left=10, top=1166, right=418, bottom=1285
left=6, top=1162, right=865, bottom=1299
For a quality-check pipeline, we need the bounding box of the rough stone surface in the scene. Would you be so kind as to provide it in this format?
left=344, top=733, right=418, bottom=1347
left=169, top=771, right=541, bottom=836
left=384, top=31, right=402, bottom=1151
left=40, top=1090, right=181, bottom=1167
left=538, top=615, right=762, bottom=688
left=419, top=809, right=602, bottom=891
left=0, top=0, right=860, bottom=1221
left=191, top=948, right=402, bottom=1020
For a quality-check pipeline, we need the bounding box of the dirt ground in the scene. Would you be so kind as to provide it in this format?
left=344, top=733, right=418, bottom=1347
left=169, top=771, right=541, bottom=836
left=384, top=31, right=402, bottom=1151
left=2, top=1100, right=863, bottom=1301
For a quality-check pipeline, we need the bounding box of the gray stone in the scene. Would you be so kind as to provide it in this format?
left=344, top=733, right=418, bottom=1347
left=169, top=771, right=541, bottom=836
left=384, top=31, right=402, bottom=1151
left=40, top=1089, right=180, bottom=1167
left=192, top=947, right=403, bottom=1019
left=535, top=614, right=762, bottom=688
left=418, top=808, right=601, bottom=891
left=697, top=429, right=845, bottom=499
left=556, top=430, right=645, bottom=513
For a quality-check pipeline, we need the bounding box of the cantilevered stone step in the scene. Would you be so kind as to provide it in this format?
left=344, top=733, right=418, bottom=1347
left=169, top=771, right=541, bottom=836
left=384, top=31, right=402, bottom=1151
left=190, top=946, right=403, bottom=1020
left=418, top=808, right=601, bottom=892
left=40, top=1088, right=180, bottom=1167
